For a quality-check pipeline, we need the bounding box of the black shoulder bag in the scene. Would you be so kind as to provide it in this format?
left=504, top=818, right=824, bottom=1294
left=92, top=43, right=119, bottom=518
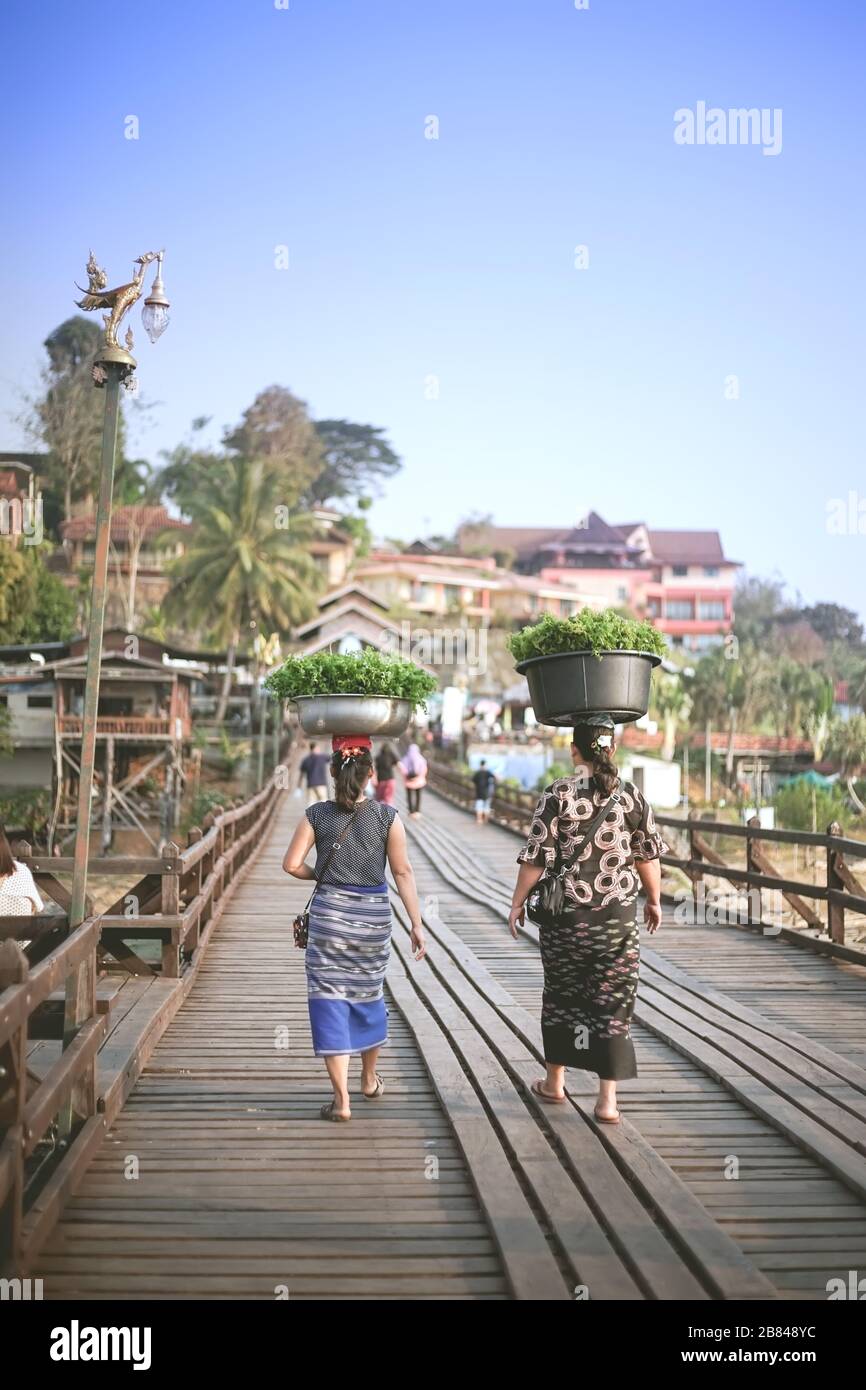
left=527, top=788, right=621, bottom=923
left=293, top=803, right=363, bottom=948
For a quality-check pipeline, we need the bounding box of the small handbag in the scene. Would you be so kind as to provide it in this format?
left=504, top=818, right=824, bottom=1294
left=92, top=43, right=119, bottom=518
left=293, top=804, right=363, bottom=948
left=528, top=789, right=621, bottom=923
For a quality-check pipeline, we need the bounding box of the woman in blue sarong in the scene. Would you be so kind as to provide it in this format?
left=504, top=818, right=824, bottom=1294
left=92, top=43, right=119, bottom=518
left=283, top=734, right=426, bottom=1121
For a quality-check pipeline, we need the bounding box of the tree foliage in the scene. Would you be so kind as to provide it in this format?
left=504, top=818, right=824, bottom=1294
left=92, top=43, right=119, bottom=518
left=0, top=545, right=76, bottom=643
left=306, top=419, right=401, bottom=506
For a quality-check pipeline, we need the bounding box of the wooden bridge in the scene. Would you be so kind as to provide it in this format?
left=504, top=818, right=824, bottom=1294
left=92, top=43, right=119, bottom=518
left=3, top=766, right=866, bottom=1300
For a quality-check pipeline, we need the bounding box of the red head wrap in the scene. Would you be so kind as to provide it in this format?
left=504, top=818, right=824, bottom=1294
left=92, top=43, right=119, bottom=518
left=331, top=734, right=372, bottom=757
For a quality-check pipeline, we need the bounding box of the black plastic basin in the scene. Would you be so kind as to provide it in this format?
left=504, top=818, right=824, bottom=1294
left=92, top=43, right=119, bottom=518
left=515, top=649, right=661, bottom=726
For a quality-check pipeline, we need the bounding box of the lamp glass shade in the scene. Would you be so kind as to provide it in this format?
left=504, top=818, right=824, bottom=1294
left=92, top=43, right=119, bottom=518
left=142, top=300, right=170, bottom=343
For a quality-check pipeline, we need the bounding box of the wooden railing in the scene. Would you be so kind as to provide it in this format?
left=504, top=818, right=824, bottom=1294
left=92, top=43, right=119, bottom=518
left=0, top=773, right=284, bottom=1274
left=425, top=761, right=866, bottom=949
left=58, top=715, right=175, bottom=737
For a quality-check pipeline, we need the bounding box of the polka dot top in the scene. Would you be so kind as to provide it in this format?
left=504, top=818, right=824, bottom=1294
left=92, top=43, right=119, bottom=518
left=306, top=799, right=397, bottom=887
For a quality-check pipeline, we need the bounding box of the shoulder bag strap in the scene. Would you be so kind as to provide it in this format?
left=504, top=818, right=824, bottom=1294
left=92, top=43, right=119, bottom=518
left=302, top=802, right=364, bottom=912
left=553, top=787, right=621, bottom=882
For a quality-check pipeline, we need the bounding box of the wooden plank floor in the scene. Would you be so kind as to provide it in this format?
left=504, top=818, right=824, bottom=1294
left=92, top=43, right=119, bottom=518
left=405, top=790, right=866, bottom=1299
left=37, top=792, right=509, bottom=1300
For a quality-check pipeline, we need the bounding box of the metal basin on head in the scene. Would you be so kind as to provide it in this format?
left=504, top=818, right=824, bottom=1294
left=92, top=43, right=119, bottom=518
left=291, top=694, right=415, bottom=737
left=515, top=650, right=661, bottom=726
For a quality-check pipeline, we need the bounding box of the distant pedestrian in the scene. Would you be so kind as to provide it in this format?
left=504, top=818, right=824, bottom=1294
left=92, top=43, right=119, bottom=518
left=398, top=742, right=428, bottom=818
left=0, top=823, right=44, bottom=917
left=299, top=742, right=330, bottom=805
left=374, top=743, right=399, bottom=805
left=472, top=760, right=496, bottom=823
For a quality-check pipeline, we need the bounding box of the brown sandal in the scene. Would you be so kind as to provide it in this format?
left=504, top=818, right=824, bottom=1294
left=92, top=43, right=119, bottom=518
left=531, top=1079, right=566, bottom=1105
left=320, top=1101, right=351, bottom=1123
left=362, top=1074, right=385, bottom=1099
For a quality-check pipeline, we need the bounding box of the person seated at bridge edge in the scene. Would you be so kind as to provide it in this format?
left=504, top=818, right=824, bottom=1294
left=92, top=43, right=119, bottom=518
left=282, top=736, right=426, bottom=1121
left=507, top=715, right=667, bottom=1124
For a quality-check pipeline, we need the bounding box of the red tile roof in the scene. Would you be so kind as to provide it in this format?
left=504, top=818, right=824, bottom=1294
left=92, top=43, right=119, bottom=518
left=61, top=506, right=191, bottom=542
left=0, top=470, right=24, bottom=497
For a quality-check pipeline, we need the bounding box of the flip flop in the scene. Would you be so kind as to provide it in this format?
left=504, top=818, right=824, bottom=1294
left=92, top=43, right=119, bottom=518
left=593, top=1107, right=621, bottom=1125
left=531, top=1079, right=566, bottom=1105
left=362, top=1074, right=385, bottom=1099
left=320, top=1101, right=351, bottom=1123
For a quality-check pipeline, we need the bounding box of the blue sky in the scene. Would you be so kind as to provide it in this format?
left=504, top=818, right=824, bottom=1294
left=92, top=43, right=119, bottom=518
left=1, top=1, right=864, bottom=614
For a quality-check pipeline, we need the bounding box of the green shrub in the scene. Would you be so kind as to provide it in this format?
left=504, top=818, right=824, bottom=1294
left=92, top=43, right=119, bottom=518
left=185, top=789, right=231, bottom=832
left=508, top=609, right=667, bottom=663
left=265, top=649, right=438, bottom=708
left=535, top=761, right=574, bottom=791
left=218, top=727, right=251, bottom=774
left=0, top=789, right=51, bottom=841
left=772, top=780, right=850, bottom=832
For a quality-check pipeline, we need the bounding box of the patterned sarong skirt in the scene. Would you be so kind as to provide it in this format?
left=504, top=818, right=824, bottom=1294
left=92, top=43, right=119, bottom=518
left=538, top=899, right=639, bottom=1080
left=306, top=883, right=392, bottom=1056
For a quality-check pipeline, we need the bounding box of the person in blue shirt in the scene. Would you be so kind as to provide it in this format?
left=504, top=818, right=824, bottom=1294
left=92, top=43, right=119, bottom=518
left=299, top=742, right=331, bottom=805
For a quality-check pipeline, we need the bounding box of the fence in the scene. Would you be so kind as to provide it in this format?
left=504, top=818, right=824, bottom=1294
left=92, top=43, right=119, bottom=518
left=0, top=774, right=282, bottom=1274
left=425, top=761, right=866, bottom=948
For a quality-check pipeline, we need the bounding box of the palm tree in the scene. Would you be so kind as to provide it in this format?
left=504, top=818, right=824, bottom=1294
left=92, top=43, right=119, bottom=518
left=827, top=715, right=866, bottom=814
left=800, top=673, right=835, bottom=761
left=163, top=457, right=322, bottom=721
left=653, top=674, right=691, bottom=761
left=687, top=649, right=745, bottom=783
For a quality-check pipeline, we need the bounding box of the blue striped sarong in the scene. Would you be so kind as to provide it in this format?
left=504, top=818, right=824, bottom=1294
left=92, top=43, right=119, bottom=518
left=306, top=883, right=391, bottom=1056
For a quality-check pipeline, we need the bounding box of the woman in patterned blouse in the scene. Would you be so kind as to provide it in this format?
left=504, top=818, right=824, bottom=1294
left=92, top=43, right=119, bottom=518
left=508, top=715, right=668, bottom=1123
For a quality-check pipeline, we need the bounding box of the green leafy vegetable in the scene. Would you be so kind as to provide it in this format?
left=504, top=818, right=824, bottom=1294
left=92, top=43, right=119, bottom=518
left=264, top=649, right=438, bottom=708
left=508, top=609, right=667, bottom=663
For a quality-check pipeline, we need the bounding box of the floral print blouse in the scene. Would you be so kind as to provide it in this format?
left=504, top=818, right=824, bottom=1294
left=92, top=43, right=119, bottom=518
left=517, top=776, right=669, bottom=910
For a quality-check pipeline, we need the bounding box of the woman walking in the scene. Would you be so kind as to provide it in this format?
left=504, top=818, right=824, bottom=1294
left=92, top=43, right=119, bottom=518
left=283, top=735, right=426, bottom=1121
left=508, top=715, right=667, bottom=1124
left=0, top=823, right=44, bottom=917
left=398, top=741, right=428, bottom=818
left=374, top=742, right=399, bottom=805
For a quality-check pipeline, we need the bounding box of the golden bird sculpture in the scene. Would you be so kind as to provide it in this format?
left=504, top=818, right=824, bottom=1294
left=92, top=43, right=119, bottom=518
left=75, top=251, right=159, bottom=353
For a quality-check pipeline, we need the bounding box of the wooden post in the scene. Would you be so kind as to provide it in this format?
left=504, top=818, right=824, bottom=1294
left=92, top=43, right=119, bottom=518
left=185, top=826, right=203, bottom=957
left=272, top=698, right=281, bottom=777
left=688, top=812, right=702, bottom=919
left=746, top=816, right=761, bottom=925
left=161, top=841, right=181, bottom=977
left=827, top=821, right=846, bottom=944
left=101, top=734, right=115, bottom=853
left=58, top=937, right=97, bottom=1144
left=0, top=940, right=28, bottom=1269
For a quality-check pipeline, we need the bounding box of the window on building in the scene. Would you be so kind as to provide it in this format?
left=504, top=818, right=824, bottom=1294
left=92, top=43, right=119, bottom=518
left=26, top=695, right=53, bottom=708
left=646, top=599, right=661, bottom=617
left=671, top=564, right=689, bottom=577
left=617, top=586, right=628, bottom=603
left=699, top=599, right=726, bottom=621
left=704, top=565, right=720, bottom=577
left=665, top=600, right=694, bottom=620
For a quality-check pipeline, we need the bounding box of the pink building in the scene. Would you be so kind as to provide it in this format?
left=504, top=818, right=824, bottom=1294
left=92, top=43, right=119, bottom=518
left=456, top=512, right=741, bottom=651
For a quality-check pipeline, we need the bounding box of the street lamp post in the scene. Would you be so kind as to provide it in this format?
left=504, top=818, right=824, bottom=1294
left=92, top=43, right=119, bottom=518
left=59, top=252, right=170, bottom=1141
left=67, top=249, right=171, bottom=929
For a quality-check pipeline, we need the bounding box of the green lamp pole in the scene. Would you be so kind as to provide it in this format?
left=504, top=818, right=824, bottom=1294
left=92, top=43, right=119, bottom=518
left=59, top=251, right=170, bottom=1142
left=67, top=249, right=171, bottom=930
